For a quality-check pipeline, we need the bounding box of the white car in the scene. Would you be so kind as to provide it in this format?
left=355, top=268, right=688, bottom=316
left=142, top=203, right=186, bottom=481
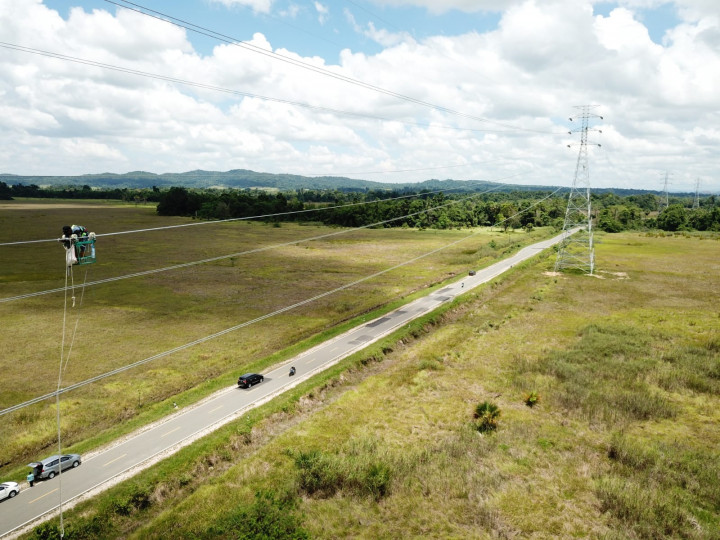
left=0, top=482, right=20, bottom=501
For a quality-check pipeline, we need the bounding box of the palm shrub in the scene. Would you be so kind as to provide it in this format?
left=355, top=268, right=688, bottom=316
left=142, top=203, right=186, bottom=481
left=524, top=391, right=540, bottom=408
left=474, top=401, right=501, bottom=433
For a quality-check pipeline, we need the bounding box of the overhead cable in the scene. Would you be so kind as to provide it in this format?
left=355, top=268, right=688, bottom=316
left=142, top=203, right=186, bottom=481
left=0, top=173, right=524, bottom=247
left=0, top=188, right=562, bottom=416
left=0, top=181, right=524, bottom=303
left=0, top=42, right=514, bottom=138
left=105, top=0, right=563, bottom=135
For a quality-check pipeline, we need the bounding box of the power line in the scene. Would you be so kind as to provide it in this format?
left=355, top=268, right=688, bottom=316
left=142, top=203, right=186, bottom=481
left=343, top=0, right=495, bottom=85
left=492, top=186, right=565, bottom=228
left=0, top=173, right=527, bottom=247
left=105, top=0, right=563, bottom=135
left=0, top=42, right=514, bottom=137
left=345, top=0, right=400, bottom=34
left=1, top=173, right=555, bottom=305
left=0, top=189, right=562, bottom=416
left=0, top=183, right=520, bottom=303
left=0, top=236, right=460, bottom=415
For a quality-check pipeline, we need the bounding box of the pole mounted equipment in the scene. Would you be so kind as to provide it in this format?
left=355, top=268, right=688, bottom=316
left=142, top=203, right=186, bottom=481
left=555, top=105, right=602, bottom=275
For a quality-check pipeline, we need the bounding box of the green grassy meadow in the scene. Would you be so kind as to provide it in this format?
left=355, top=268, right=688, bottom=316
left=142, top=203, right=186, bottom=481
left=0, top=199, right=546, bottom=475
left=13, top=214, right=720, bottom=538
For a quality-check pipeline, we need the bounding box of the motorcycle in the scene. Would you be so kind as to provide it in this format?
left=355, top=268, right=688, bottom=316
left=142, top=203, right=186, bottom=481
left=289, top=366, right=296, bottom=376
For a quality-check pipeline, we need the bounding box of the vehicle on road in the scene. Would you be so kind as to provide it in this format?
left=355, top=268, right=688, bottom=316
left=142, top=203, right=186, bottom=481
left=468, top=270, right=476, bottom=276
left=0, top=482, right=19, bottom=501
left=28, top=454, right=82, bottom=480
left=237, top=373, right=264, bottom=389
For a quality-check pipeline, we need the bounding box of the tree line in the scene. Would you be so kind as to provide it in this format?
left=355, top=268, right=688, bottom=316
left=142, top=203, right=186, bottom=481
left=2, top=181, right=718, bottom=232
left=154, top=187, right=720, bottom=232
left=154, top=186, right=571, bottom=230
left=0, top=182, right=162, bottom=203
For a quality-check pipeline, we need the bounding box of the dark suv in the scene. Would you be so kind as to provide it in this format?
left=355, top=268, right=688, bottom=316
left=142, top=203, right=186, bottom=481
left=237, top=373, right=264, bottom=389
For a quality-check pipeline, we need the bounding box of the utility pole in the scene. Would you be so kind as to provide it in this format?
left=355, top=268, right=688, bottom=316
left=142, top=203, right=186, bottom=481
left=555, top=105, right=602, bottom=275
left=693, top=178, right=700, bottom=209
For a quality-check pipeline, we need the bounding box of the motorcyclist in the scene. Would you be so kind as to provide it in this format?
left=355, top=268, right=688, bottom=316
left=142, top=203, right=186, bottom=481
left=289, top=366, right=296, bottom=376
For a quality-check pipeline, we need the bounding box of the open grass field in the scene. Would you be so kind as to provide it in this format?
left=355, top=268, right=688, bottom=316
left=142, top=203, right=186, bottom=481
left=0, top=199, right=549, bottom=476
left=18, top=228, right=720, bottom=539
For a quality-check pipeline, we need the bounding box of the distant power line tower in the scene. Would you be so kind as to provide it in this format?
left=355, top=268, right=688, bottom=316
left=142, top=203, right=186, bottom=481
left=554, top=106, right=602, bottom=275
left=658, top=171, right=670, bottom=212
left=693, top=178, right=701, bottom=209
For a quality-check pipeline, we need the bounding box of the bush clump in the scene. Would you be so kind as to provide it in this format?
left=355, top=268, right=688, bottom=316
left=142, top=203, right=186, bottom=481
left=205, top=490, right=309, bottom=540
left=524, top=391, right=540, bottom=408
left=474, top=401, right=501, bottom=433
left=292, top=438, right=393, bottom=501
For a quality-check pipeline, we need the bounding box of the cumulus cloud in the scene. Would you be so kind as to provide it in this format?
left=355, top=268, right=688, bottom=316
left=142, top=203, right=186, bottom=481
left=0, top=0, right=718, bottom=191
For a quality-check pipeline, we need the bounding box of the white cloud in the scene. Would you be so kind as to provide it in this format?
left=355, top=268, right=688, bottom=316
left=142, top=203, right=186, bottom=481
left=0, top=0, right=718, bottom=192
left=209, top=0, right=273, bottom=14
left=363, top=21, right=414, bottom=47
left=614, top=0, right=720, bottom=21
left=279, top=3, right=301, bottom=18
left=367, top=0, right=521, bottom=15
left=343, top=7, right=362, bottom=34
left=314, top=1, right=329, bottom=24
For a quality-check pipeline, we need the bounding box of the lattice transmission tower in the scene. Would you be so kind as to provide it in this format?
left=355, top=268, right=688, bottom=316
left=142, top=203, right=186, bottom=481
left=658, top=171, right=670, bottom=212
left=554, top=106, right=602, bottom=275
left=692, top=178, right=701, bottom=209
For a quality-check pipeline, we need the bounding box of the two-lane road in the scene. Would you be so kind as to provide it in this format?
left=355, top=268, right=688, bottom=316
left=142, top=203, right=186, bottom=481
left=0, top=229, right=571, bottom=538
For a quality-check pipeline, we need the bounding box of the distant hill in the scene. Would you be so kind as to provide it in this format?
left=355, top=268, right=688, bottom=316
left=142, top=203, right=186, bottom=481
left=0, top=169, right=688, bottom=196
left=0, top=169, right=544, bottom=192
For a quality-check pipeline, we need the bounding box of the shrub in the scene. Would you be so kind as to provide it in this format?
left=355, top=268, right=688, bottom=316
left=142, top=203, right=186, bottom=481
left=524, top=391, right=540, bottom=408
left=293, top=449, right=339, bottom=497
left=474, top=401, right=500, bottom=433
left=292, top=440, right=394, bottom=501
left=110, top=485, right=151, bottom=516
left=32, top=523, right=63, bottom=540
left=205, top=490, right=309, bottom=540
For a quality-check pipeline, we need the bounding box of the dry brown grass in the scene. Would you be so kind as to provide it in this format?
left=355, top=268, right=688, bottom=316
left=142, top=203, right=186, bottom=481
left=126, top=231, right=720, bottom=539
left=0, top=199, right=547, bottom=473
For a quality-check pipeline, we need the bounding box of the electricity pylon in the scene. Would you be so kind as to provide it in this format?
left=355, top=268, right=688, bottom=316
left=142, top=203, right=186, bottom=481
left=692, top=178, right=700, bottom=209
left=554, top=106, right=602, bottom=275
left=658, top=171, right=670, bottom=212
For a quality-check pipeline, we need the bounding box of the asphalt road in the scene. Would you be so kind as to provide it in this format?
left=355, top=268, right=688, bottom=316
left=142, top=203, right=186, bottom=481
left=0, top=230, right=570, bottom=538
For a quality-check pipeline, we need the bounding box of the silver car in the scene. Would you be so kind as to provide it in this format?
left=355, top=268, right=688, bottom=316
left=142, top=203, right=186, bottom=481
left=28, top=454, right=82, bottom=480
left=0, top=482, right=20, bottom=501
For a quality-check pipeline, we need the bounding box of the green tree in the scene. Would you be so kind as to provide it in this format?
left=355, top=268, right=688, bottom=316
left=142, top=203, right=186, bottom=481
left=657, top=204, right=688, bottom=231
left=597, top=212, right=624, bottom=232
left=0, top=181, right=12, bottom=200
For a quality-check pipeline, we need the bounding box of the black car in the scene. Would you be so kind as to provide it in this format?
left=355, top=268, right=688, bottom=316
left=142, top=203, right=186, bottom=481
left=238, top=373, right=264, bottom=388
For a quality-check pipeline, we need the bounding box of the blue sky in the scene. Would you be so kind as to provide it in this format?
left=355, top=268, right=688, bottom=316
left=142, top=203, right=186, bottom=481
left=594, top=1, right=681, bottom=43
left=44, top=1, right=504, bottom=58
left=42, top=1, right=681, bottom=57
left=2, top=0, right=719, bottom=192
